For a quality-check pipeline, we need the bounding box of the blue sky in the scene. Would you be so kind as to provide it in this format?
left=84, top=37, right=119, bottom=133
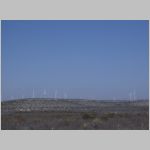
left=1, top=20, right=149, bottom=100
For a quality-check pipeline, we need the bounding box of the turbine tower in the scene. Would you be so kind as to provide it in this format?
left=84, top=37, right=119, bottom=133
left=54, top=90, right=57, bottom=100
left=129, top=92, right=132, bottom=101
left=133, top=90, right=136, bottom=101
left=129, top=90, right=136, bottom=101
left=64, top=92, right=67, bottom=99
left=32, top=88, right=35, bottom=98
left=43, top=89, right=46, bottom=98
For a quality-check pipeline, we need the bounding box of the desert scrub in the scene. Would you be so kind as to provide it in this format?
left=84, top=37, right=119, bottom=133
left=100, top=112, right=116, bottom=121
left=82, top=112, right=97, bottom=120
left=91, top=118, right=102, bottom=129
left=93, top=118, right=102, bottom=124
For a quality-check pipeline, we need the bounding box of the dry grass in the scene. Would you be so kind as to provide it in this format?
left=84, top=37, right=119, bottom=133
left=1, top=100, right=149, bottom=130
left=1, top=111, right=149, bottom=130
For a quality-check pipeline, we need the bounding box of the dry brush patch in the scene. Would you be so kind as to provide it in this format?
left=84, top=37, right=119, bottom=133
left=1, top=100, right=149, bottom=130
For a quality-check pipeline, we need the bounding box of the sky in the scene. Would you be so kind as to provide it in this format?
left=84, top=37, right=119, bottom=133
left=1, top=20, right=149, bottom=100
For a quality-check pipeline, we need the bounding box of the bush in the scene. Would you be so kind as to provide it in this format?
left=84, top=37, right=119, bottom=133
left=100, top=113, right=115, bottom=121
left=82, top=113, right=97, bottom=120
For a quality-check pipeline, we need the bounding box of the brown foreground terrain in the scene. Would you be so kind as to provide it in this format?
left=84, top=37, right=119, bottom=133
left=1, top=99, right=149, bottom=130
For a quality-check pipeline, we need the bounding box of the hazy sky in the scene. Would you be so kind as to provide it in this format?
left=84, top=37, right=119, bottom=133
left=1, top=20, right=149, bottom=100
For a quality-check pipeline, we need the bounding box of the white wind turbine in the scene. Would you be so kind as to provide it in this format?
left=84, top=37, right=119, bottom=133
left=43, top=89, right=47, bottom=98
left=129, top=92, right=132, bottom=101
left=129, top=89, right=136, bottom=101
left=32, top=88, right=35, bottom=98
left=64, top=92, right=67, bottom=99
left=133, top=89, right=136, bottom=101
left=54, top=90, right=57, bottom=100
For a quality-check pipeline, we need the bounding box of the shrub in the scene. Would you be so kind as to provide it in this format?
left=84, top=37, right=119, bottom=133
left=82, top=112, right=96, bottom=120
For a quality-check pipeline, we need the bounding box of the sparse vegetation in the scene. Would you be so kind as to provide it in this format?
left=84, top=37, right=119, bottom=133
left=82, top=112, right=97, bottom=120
left=1, top=99, right=149, bottom=130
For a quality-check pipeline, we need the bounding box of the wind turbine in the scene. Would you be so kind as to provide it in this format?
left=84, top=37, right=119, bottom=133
left=133, top=89, right=136, bottom=101
left=54, top=90, right=57, bottom=100
left=43, top=89, right=47, bottom=98
left=32, top=88, right=35, bottom=98
left=129, top=92, right=132, bottom=101
left=129, top=90, right=136, bottom=101
left=64, top=92, right=67, bottom=99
